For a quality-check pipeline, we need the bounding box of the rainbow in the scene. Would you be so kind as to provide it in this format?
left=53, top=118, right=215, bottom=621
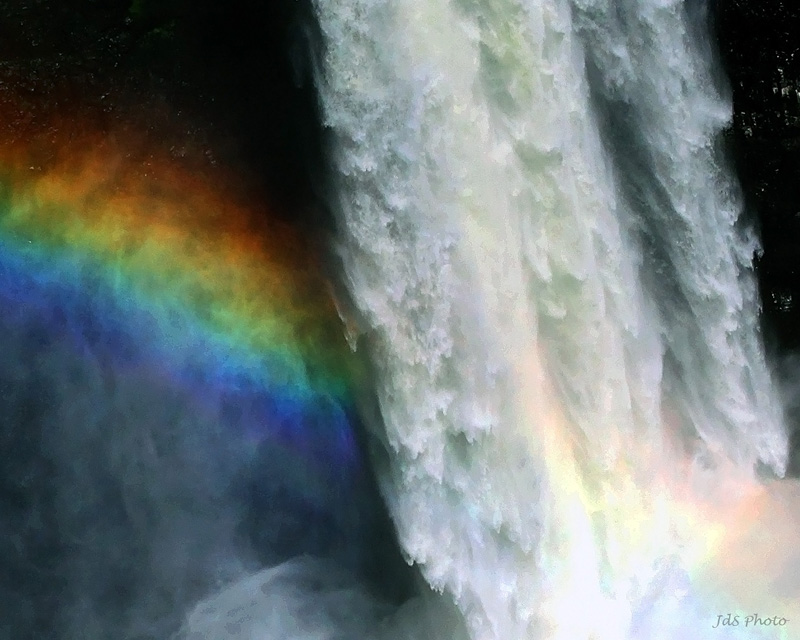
left=0, top=111, right=365, bottom=477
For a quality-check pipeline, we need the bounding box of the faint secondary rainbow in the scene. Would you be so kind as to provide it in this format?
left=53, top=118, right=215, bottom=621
left=0, top=113, right=365, bottom=475
left=526, top=360, right=798, bottom=640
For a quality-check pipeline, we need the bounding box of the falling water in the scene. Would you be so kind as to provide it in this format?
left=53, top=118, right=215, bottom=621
left=300, top=0, right=800, bottom=638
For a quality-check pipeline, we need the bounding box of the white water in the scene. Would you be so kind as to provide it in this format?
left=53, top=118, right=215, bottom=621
left=179, top=1, right=800, bottom=639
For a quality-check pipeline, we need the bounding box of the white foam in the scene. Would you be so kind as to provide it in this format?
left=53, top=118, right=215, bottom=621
left=304, top=0, right=797, bottom=637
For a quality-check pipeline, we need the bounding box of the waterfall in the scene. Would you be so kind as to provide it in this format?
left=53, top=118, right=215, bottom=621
left=304, top=0, right=799, bottom=638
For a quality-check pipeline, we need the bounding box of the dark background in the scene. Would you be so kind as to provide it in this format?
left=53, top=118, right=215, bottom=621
left=714, top=0, right=800, bottom=472
left=0, top=0, right=327, bottom=222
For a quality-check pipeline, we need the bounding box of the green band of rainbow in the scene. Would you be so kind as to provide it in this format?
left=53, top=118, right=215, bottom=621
left=0, top=118, right=364, bottom=472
